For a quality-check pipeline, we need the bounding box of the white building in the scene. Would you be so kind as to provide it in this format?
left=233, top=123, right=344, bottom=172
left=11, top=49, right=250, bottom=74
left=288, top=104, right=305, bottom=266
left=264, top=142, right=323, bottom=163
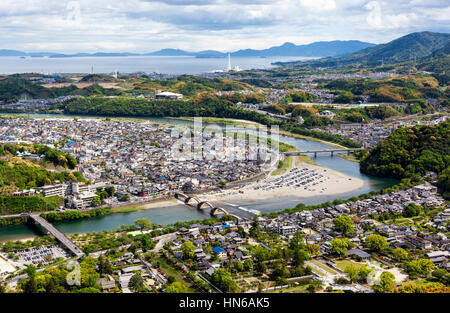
left=155, top=91, right=183, bottom=100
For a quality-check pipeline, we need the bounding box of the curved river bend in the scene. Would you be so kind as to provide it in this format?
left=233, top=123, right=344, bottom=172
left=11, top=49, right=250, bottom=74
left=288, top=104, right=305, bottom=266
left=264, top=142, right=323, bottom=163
left=0, top=115, right=396, bottom=241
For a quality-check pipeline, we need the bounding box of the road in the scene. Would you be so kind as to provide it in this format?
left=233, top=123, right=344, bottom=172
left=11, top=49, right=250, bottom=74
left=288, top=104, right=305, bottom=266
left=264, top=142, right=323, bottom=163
left=152, top=232, right=177, bottom=252
left=29, top=214, right=84, bottom=258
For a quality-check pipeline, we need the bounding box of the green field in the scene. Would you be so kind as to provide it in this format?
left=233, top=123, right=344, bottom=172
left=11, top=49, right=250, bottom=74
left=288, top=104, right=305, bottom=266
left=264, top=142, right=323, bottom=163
left=312, top=261, right=338, bottom=274
left=335, top=260, right=366, bottom=271
left=272, top=156, right=292, bottom=176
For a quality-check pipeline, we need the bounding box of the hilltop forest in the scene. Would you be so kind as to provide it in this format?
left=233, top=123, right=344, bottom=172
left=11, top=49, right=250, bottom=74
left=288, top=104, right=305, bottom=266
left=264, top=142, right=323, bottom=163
left=360, top=121, right=450, bottom=198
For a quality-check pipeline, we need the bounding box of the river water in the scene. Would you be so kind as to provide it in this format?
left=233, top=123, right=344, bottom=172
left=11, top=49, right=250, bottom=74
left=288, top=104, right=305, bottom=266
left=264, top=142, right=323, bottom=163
left=0, top=114, right=396, bottom=241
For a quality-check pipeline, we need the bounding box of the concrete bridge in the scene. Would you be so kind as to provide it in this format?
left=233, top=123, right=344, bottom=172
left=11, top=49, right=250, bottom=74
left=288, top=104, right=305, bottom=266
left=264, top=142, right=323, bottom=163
left=28, top=214, right=84, bottom=258
left=174, top=192, right=239, bottom=219
left=284, top=148, right=364, bottom=158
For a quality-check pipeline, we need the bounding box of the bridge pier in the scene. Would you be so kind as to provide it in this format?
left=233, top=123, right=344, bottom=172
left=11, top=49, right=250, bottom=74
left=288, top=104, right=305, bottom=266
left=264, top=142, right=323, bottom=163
left=314, top=152, right=317, bottom=158
left=331, top=151, right=334, bottom=157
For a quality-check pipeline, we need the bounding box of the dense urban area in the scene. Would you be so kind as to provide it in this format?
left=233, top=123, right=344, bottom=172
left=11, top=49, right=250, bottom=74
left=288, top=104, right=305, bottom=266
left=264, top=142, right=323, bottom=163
left=0, top=31, right=449, bottom=295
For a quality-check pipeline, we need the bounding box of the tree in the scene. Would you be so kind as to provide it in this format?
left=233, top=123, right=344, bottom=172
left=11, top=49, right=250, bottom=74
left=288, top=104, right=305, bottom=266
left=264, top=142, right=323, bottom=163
left=404, top=203, right=422, bottom=217
left=293, top=249, right=310, bottom=266
left=234, top=261, right=244, bottom=272
left=252, top=245, right=270, bottom=262
left=373, top=272, right=396, bottom=293
left=270, top=261, right=289, bottom=280
left=431, top=269, right=450, bottom=286
left=406, top=259, right=435, bottom=277
left=98, top=255, right=113, bottom=275
left=211, top=269, right=238, bottom=292
left=392, top=248, right=408, bottom=262
left=333, top=216, right=355, bottom=236
left=365, top=234, right=389, bottom=253
left=194, top=278, right=209, bottom=291
left=22, top=277, right=38, bottom=293
left=181, top=241, right=195, bottom=259
left=92, top=195, right=102, bottom=207
left=166, top=282, right=188, bottom=293
left=134, top=218, right=152, bottom=231
left=358, top=266, right=374, bottom=282
left=25, top=264, right=37, bottom=278
left=128, top=272, right=145, bottom=293
left=120, top=194, right=130, bottom=202
left=305, top=244, right=320, bottom=257
left=254, top=261, right=267, bottom=275
left=82, top=245, right=93, bottom=256
left=344, top=265, right=359, bottom=283
left=105, top=186, right=115, bottom=197
left=243, top=259, right=253, bottom=271
left=330, top=238, right=352, bottom=257
left=289, top=232, right=305, bottom=251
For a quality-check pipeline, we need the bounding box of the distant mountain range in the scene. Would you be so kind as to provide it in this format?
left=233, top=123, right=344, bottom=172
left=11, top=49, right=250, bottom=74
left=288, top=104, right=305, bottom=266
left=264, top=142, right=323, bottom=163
left=276, top=31, right=450, bottom=68
left=0, top=40, right=375, bottom=59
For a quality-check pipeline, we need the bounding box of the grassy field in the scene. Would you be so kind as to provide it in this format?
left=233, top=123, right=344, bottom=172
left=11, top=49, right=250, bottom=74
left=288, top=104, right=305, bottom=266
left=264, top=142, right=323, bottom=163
left=294, top=155, right=317, bottom=166
left=272, top=156, right=292, bottom=176
left=335, top=260, right=366, bottom=271
left=338, top=154, right=359, bottom=163
left=312, top=261, right=338, bottom=274
left=310, top=267, right=325, bottom=276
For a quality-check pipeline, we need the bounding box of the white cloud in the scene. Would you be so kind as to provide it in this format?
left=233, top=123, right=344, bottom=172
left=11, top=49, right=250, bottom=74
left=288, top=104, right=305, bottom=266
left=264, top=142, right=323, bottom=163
left=299, top=0, right=336, bottom=11
left=0, top=0, right=447, bottom=52
left=365, top=1, right=417, bottom=30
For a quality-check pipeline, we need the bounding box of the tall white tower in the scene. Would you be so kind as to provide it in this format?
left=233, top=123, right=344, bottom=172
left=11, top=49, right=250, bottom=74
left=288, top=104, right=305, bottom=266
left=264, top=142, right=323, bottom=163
left=227, top=53, right=232, bottom=72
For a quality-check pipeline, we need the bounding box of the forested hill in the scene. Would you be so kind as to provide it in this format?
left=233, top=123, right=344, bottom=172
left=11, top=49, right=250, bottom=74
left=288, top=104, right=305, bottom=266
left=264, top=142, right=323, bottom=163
left=360, top=121, right=449, bottom=197
left=279, top=31, right=450, bottom=68
left=0, top=77, right=122, bottom=103
left=60, top=95, right=276, bottom=124
left=417, top=42, right=450, bottom=83
left=0, top=143, right=84, bottom=193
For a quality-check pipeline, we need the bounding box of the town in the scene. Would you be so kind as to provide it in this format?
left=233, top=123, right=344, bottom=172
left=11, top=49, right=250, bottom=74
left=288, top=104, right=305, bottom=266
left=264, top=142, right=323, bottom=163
left=0, top=117, right=276, bottom=210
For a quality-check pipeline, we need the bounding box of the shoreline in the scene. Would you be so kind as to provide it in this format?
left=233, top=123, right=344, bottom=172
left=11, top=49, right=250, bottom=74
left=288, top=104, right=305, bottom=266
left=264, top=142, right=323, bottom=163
left=200, top=159, right=365, bottom=202
left=0, top=113, right=348, bottom=150
left=0, top=114, right=376, bottom=243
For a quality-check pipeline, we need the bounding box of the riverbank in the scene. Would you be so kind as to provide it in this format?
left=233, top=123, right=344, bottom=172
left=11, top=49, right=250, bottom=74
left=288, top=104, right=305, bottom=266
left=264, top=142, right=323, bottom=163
left=0, top=113, right=397, bottom=242
left=200, top=158, right=365, bottom=202
left=1, top=113, right=350, bottom=151
left=171, top=116, right=348, bottom=149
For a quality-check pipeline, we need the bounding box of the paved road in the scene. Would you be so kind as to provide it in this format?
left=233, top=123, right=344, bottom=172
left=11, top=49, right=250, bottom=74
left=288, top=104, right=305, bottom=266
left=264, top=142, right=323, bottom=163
left=152, top=233, right=177, bottom=252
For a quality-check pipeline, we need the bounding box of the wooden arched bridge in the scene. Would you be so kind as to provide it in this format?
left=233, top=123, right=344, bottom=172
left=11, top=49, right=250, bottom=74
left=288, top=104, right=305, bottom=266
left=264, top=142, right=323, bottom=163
left=175, top=192, right=239, bottom=218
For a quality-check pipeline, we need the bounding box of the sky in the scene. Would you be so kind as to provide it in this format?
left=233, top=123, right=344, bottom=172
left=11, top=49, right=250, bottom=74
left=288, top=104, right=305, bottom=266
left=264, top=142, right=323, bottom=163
left=0, top=0, right=449, bottom=53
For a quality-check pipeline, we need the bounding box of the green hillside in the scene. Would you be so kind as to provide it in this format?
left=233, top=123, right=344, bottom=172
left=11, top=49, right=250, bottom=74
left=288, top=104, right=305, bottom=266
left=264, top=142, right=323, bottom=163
left=0, top=77, right=123, bottom=103
left=360, top=121, right=449, bottom=196
left=281, top=32, right=450, bottom=69
left=0, top=143, right=84, bottom=194
left=417, top=42, right=450, bottom=84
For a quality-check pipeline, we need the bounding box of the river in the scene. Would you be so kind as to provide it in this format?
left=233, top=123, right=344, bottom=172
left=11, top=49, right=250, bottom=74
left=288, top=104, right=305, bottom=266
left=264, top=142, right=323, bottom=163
left=0, top=114, right=396, bottom=241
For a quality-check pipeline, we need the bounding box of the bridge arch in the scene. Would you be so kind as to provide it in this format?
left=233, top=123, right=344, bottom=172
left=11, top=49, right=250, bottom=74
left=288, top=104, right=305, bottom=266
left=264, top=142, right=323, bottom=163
left=197, top=201, right=214, bottom=210
left=185, top=196, right=201, bottom=206
left=175, top=192, right=189, bottom=201
left=210, top=207, right=230, bottom=216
